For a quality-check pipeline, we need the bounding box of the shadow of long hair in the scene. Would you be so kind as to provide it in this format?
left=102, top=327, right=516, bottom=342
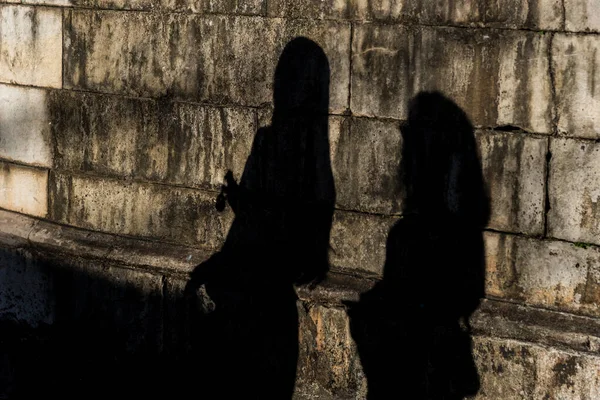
left=184, top=37, right=335, bottom=399
left=347, top=91, right=489, bottom=399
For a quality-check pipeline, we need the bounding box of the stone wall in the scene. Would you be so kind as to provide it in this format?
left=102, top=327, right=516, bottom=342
left=1, top=0, right=600, bottom=398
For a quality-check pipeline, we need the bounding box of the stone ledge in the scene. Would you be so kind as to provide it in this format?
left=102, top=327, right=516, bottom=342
left=472, top=298, right=600, bottom=355
left=2, top=208, right=600, bottom=357
left=0, top=209, right=212, bottom=276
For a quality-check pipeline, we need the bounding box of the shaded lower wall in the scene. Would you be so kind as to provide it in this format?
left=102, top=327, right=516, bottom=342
left=1, top=209, right=600, bottom=399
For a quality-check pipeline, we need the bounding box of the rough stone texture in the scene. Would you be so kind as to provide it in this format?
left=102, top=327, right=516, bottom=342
left=485, top=232, right=600, bottom=318
left=0, top=248, right=54, bottom=326
left=50, top=90, right=256, bottom=191
left=0, top=84, right=52, bottom=167
left=332, top=117, right=403, bottom=215
left=472, top=336, right=600, bottom=399
left=351, top=25, right=553, bottom=133
left=68, top=0, right=265, bottom=13
left=0, top=209, right=35, bottom=247
left=165, top=0, right=265, bottom=14
left=17, top=0, right=71, bottom=5
left=296, top=303, right=367, bottom=399
left=0, top=161, right=47, bottom=217
left=548, top=138, right=600, bottom=245
left=565, top=0, right=600, bottom=32
left=0, top=5, right=62, bottom=88
left=553, top=34, right=600, bottom=139
left=269, top=0, right=562, bottom=30
left=64, top=11, right=350, bottom=112
left=477, top=130, right=547, bottom=235
left=472, top=299, right=600, bottom=354
left=48, top=172, right=234, bottom=249
left=329, top=210, right=397, bottom=276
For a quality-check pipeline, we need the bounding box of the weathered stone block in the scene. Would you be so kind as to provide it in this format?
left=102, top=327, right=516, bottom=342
left=267, top=0, right=352, bottom=20
left=51, top=91, right=159, bottom=178
left=485, top=232, right=600, bottom=318
left=473, top=337, right=539, bottom=399
left=565, top=0, right=600, bottom=32
left=48, top=172, right=234, bottom=249
left=70, top=0, right=154, bottom=10
left=473, top=337, right=600, bottom=399
left=0, top=209, right=35, bottom=247
left=64, top=11, right=350, bottom=112
left=332, top=117, right=403, bottom=215
left=19, top=0, right=71, bottom=5
left=478, top=0, right=562, bottom=30
left=477, top=130, right=547, bottom=235
left=472, top=299, right=600, bottom=355
left=534, top=348, right=600, bottom=399
left=164, top=102, right=256, bottom=190
left=351, top=25, right=553, bottom=133
left=330, top=210, right=397, bottom=276
left=0, top=5, right=62, bottom=88
left=0, top=84, right=52, bottom=167
left=171, top=0, right=265, bottom=14
left=70, top=0, right=264, bottom=13
left=0, top=161, right=47, bottom=217
left=548, top=138, right=600, bottom=244
left=553, top=34, right=600, bottom=138
left=268, top=0, right=562, bottom=30
left=0, top=248, right=54, bottom=326
left=50, top=90, right=256, bottom=191
left=297, top=303, right=366, bottom=398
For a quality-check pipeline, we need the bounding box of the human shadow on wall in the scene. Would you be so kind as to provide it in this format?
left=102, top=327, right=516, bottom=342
left=346, top=92, right=489, bottom=399
left=184, top=37, right=335, bottom=399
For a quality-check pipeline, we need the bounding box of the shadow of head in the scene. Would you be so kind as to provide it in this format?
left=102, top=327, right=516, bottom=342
left=273, top=37, right=330, bottom=116
left=401, top=91, right=490, bottom=226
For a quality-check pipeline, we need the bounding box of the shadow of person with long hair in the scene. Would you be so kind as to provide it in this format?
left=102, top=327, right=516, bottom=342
left=184, top=37, right=335, bottom=399
left=347, top=91, right=490, bottom=399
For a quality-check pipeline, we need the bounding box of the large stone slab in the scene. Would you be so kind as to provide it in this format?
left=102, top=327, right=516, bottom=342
left=553, top=34, right=600, bottom=138
left=485, top=232, right=600, bottom=318
left=0, top=5, right=62, bottom=88
left=0, top=161, right=47, bottom=217
left=473, top=336, right=600, bottom=399
left=50, top=90, right=256, bottom=191
left=332, top=117, right=403, bottom=215
left=477, top=130, right=547, bottom=235
left=329, top=210, right=397, bottom=276
left=64, top=11, right=350, bottom=112
left=565, top=0, right=600, bottom=32
left=351, top=24, right=553, bottom=133
left=0, top=84, right=52, bottom=167
left=48, top=172, right=234, bottom=249
left=268, top=0, right=562, bottom=30
left=548, top=138, right=600, bottom=244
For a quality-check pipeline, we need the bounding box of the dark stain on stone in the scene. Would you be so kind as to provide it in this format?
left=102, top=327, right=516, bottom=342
left=514, top=36, right=533, bottom=129
left=580, top=261, right=600, bottom=306
left=48, top=172, right=72, bottom=224
left=511, top=136, right=526, bottom=230
left=551, top=357, right=579, bottom=387
left=499, top=344, right=516, bottom=360
left=491, top=362, right=504, bottom=374
left=590, top=48, right=597, bottom=98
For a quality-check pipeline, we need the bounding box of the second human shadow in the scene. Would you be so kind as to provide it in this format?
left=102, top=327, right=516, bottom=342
left=347, top=92, right=490, bottom=399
